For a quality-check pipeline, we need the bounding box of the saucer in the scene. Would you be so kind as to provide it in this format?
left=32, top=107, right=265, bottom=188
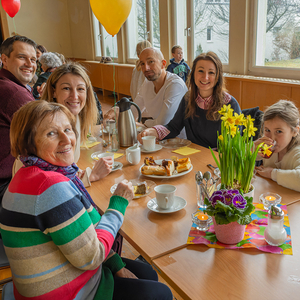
left=111, top=162, right=123, bottom=171
left=147, top=196, right=187, bottom=213
left=141, top=144, right=163, bottom=153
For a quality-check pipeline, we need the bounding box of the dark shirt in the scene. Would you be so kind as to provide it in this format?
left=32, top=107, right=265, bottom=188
left=0, top=69, right=34, bottom=185
left=166, top=58, right=190, bottom=82
left=164, top=95, right=241, bottom=148
left=33, top=71, right=52, bottom=99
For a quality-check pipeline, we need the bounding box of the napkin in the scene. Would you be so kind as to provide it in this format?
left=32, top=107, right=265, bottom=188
left=172, top=146, right=201, bottom=156
left=106, top=152, right=124, bottom=159
left=80, top=141, right=101, bottom=149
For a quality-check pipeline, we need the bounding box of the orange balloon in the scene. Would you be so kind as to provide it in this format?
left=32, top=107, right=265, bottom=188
left=90, top=0, right=132, bottom=36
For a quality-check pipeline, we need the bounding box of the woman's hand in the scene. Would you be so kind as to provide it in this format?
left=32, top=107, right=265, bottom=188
left=137, top=128, right=158, bottom=144
left=255, top=166, right=273, bottom=179
left=113, top=180, right=134, bottom=202
left=89, top=157, right=113, bottom=182
left=115, top=267, right=138, bottom=279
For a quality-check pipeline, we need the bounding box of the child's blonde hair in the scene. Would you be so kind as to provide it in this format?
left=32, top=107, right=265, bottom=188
left=171, top=45, right=182, bottom=54
left=136, top=40, right=152, bottom=70
left=263, top=100, right=300, bottom=150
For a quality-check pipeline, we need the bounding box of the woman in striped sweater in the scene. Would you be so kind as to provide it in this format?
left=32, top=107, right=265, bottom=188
left=0, top=101, right=172, bottom=300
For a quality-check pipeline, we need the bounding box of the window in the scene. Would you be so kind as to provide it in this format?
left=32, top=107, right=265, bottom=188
left=254, top=0, right=300, bottom=69
left=175, top=0, right=187, bottom=58
left=207, top=26, right=212, bottom=41
left=92, top=13, right=101, bottom=58
left=151, top=0, right=160, bottom=49
left=102, top=27, right=118, bottom=59
left=126, top=0, right=148, bottom=59
left=193, top=0, right=230, bottom=63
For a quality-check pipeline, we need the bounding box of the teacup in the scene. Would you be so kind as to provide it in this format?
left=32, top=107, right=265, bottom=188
left=142, top=136, right=156, bottom=151
left=154, top=184, right=176, bottom=209
left=126, top=146, right=141, bottom=165
left=97, top=152, right=114, bottom=165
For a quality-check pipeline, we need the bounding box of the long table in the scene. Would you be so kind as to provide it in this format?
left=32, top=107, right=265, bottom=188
left=78, top=142, right=300, bottom=265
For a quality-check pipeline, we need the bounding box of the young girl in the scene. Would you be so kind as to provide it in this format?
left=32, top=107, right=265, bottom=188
left=255, top=100, right=300, bottom=192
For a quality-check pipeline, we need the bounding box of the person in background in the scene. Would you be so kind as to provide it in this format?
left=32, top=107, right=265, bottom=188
left=130, top=40, right=152, bottom=101
left=0, top=100, right=172, bottom=300
left=41, top=62, right=108, bottom=186
left=33, top=52, right=62, bottom=99
left=254, top=100, right=300, bottom=192
left=138, top=51, right=241, bottom=149
left=0, top=35, right=36, bottom=201
left=35, top=44, right=47, bottom=77
left=166, top=45, right=190, bottom=83
left=54, top=52, right=67, bottom=64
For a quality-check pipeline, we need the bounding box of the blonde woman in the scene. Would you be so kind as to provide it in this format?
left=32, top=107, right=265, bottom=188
left=41, top=62, right=112, bottom=186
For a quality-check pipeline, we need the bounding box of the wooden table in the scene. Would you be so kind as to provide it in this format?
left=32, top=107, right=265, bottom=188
left=78, top=142, right=300, bottom=263
left=152, top=200, right=300, bottom=300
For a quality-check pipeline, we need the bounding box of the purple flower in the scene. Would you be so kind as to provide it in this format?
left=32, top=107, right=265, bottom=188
left=211, top=191, right=222, bottom=197
left=232, top=194, right=247, bottom=209
left=223, top=192, right=233, bottom=205
left=227, top=189, right=240, bottom=196
left=210, top=194, right=225, bottom=207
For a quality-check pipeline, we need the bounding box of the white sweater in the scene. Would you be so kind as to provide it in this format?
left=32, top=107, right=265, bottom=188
left=262, top=144, right=300, bottom=192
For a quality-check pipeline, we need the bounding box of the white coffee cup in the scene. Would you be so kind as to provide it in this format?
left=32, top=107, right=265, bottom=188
left=154, top=184, right=176, bottom=209
left=142, top=136, right=156, bottom=151
left=126, top=146, right=141, bottom=165
left=97, top=152, right=114, bottom=165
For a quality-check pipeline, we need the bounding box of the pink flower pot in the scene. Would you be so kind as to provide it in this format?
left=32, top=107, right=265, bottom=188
left=212, top=217, right=246, bottom=244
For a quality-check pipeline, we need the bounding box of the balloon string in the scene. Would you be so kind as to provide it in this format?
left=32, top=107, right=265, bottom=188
left=13, top=18, right=17, bottom=35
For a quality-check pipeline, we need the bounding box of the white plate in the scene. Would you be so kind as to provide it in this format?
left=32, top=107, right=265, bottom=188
left=140, top=159, right=193, bottom=178
left=159, top=138, right=191, bottom=149
left=111, top=162, right=123, bottom=171
left=141, top=144, right=163, bottom=153
left=110, top=179, right=156, bottom=199
left=91, top=150, right=125, bottom=161
left=147, top=196, right=187, bottom=213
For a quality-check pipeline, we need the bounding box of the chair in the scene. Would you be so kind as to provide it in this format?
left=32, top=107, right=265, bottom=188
left=0, top=239, right=14, bottom=299
left=242, top=106, right=263, bottom=141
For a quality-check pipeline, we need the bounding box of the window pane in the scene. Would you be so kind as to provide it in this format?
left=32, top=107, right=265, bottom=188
left=175, top=0, right=187, bottom=57
left=151, top=0, right=160, bottom=49
left=193, top=0, right=230, bottom=63
left=256, top=0, right=300, bottom=69
left=92, top=14, right=101, bottom=57
left=127, top=0, right=148, bottom=59
left=102, top=27, right=118, bottom=58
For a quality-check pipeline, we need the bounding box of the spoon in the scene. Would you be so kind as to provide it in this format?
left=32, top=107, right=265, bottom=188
left=195, top=171, right=203, bottom=184
left=203, top=171, right=212, bottom=190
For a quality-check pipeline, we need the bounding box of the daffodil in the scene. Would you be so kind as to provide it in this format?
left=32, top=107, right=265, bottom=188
left=259, top=143, right=273, bottom=157
left=210, top=105, right=262, bottom=194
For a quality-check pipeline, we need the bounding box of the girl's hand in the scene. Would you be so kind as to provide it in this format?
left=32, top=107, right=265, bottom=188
left=89, top=157, right=113, bottom=182
left=255, top=166, right=273, bottom=179
left=137, top=128, right=158, bottom=144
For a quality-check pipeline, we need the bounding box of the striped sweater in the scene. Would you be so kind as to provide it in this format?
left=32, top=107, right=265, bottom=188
left=0, top=166, right=128, bottom=299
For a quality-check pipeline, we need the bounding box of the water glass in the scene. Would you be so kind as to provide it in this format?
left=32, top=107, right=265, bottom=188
left=196, top=183, right=207, bottom=209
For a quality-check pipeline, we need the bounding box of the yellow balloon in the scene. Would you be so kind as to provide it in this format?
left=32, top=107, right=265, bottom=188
left=90, top=0, right=132, bottom=36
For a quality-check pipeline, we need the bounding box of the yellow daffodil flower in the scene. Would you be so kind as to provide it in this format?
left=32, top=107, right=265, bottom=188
left=230, top=125, right=237, bottom=137
left=218, top=135, right=224, bottom=141
left=259, top=143, right=273, bottom=157
left=234, top=113, right=245, bottom=126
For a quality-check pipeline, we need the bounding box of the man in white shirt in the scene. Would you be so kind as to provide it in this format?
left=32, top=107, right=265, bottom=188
left=134, top=47, right=188, bottom=128
left=104, top=48, right=188, bottom=133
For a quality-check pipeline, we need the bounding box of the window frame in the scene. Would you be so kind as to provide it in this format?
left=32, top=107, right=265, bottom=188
left=248, top=0, right=300, bottom=80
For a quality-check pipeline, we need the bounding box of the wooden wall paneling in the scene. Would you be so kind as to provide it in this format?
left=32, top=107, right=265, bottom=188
left=116, top=64, right=134, bottom=99
left=241, top=81, right=292, bottom=111
left=225, top=78, right=242, bottom=107
left=101, top=64, right=118, bottom=96
left=291, top=86, right=300, bottom=109
left=80, top=61, right=103, bottom=89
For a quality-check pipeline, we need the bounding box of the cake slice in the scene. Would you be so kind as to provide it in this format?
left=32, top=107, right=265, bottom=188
left=134, top=181, right=148, bottom=195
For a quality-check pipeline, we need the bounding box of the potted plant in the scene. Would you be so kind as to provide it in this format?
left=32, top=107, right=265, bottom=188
left=210, top=104, right=263, bottom=195
left=204, top=189, right=255, bottom=244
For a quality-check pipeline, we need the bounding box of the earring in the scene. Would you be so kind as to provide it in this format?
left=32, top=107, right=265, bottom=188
left=53, top=97, right=57, bottom=102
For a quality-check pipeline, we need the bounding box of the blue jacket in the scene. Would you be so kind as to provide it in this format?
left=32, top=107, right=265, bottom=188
left=166, top=58, right=190, bottom=82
